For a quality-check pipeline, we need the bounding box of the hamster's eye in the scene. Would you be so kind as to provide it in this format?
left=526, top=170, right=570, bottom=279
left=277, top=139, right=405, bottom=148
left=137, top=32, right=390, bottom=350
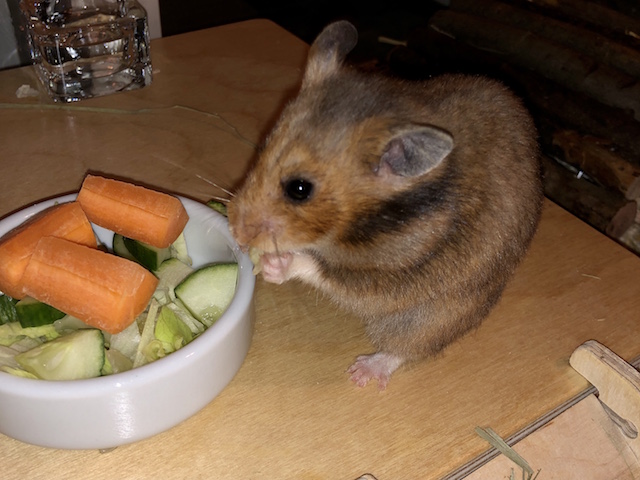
left=283, top=178, right=314, bottom=203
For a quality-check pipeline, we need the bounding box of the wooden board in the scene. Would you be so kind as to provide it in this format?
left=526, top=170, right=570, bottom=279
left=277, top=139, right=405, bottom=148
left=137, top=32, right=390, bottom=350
left=463, top=394, right=635, bottom=479
left=1, top=19, right=640, bottom=480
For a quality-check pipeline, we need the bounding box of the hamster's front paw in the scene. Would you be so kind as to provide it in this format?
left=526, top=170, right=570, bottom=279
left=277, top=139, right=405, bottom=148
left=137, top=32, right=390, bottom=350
left=260, top=252, right=320, bottom=284
left=347, top=352, right=405, bottom=390
left=260, top=252, right=294, bottom=284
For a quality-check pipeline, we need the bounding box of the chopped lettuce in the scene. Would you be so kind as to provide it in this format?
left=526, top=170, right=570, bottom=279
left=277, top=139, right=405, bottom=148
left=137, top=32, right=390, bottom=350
left=155, top=306, right=193, bottom=352
left=133, top=298, right=161, bottom=368
left=0, top=322, right=60, bottom=347
left=108, top=319, right=141, bottom=361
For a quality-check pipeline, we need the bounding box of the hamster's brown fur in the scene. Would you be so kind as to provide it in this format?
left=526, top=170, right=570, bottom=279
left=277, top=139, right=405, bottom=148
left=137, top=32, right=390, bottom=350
left=228, top=21, right=543, bottom=389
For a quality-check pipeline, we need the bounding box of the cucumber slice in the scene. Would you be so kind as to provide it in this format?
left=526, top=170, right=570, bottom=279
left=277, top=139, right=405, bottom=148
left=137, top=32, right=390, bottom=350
left=112, top=233, right=136, bottom=261
left=15, top=329, right=105, bottom=380
left=0, top=295, right=18, bottom=325
left=122, top=236, right=172, bottom=272
left=174, top=263, right=238, bottom=327
left=15, top=297, right=66, bottom=328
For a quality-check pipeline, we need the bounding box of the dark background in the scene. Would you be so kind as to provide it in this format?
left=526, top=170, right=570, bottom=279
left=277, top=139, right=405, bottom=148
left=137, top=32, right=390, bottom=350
left=158, top=0, right=445, bottom=65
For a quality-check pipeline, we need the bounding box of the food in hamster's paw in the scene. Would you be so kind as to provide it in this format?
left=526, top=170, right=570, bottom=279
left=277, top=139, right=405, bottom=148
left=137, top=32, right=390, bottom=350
left=248, top=246, right=264, bottom=275
left=347, top=352, right=405, bottom=390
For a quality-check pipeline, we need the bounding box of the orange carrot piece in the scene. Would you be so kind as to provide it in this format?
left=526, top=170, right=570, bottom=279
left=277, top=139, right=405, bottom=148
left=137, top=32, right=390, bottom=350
left=77, top=175, right=189, bottom=249
left=22, top=236, right=158, bottom=334
left=0, top=202, right=96, bottom=299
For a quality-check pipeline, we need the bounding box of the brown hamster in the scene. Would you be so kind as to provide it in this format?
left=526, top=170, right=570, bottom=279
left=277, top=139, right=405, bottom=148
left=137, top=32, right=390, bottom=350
left=227, top=21, right=543, bottom=389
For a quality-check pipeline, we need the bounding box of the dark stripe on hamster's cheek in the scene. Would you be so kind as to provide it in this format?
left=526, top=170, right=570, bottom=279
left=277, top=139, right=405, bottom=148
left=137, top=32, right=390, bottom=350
left=341, top=169, right=456, bottom=246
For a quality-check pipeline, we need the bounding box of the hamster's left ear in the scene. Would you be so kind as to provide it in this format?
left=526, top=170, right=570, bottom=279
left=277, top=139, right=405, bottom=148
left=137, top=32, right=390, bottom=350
left=302, top=21, right=358, bottom=87
left=377, top=126, right=454, bottom=178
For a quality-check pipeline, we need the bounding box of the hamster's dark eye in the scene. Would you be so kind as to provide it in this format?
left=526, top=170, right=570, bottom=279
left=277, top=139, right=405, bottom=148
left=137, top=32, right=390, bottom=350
left=283, top=178, right=314, bottom=203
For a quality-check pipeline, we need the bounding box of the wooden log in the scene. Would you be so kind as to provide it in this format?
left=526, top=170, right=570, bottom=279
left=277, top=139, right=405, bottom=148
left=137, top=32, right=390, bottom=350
left=449, top=0, right=640, bottom=78
left=425, top=10, right=640, bottom=120
left=407, top=20, right=640, bottom=158
left=619, top=222, right=640, bottom=254
left=551, top=130, right=640, bottom=195
left=522, top=0, right=640, bottom=42
left=606, top=201, right=638, bottom=238
left=626, top=177, right=640, bottom=201
left=501, top=65, right=640, bottom=161
left=541, top=155, right=627, bottom=234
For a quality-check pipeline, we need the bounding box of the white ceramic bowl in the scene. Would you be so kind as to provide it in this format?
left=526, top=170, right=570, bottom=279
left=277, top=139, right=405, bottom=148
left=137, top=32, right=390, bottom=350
left=0, top=194, right=255, bottom=449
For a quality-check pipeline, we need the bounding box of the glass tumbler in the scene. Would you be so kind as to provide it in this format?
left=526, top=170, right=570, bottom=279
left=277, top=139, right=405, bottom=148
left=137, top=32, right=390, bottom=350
left=20, top=0, right=153, bottom=102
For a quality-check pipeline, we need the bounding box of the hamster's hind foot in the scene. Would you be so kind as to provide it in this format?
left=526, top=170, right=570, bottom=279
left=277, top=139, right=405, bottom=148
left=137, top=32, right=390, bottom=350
left=347, top=352, right=404, bottom=390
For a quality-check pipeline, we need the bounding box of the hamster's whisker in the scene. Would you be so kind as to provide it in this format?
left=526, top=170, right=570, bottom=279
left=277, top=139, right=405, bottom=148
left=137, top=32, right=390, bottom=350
left=195, top=174, right=235, bottom=197
left=208, top=195, right=229, bottom=203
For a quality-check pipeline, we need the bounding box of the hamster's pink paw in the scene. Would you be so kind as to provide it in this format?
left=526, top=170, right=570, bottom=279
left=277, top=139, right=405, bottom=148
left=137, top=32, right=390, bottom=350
left=347, top=352, right=404, bottom=390
left=260, top=252, right=320, bottom=284
left=260, top=252, right=294, bottom=283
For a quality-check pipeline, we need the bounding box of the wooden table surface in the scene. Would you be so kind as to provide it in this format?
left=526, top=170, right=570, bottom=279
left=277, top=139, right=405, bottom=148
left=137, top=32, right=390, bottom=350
left=1, top=19, right=640, bottom=480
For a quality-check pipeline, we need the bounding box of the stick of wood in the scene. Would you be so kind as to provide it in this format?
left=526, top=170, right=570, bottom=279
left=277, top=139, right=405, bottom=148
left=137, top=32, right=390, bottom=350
left=426, top=9, right=640, bottom=120
left=449, top=0, right=640, bottom=78
left=524, top=0, right=640, bottom=41
left=551, top=130, right=640, bottom=196
left=501, top=65, right=640, bottom=160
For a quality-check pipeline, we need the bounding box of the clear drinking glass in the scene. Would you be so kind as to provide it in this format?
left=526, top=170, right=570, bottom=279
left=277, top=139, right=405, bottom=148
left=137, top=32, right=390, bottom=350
left=20, top=0, right=152, bottom=102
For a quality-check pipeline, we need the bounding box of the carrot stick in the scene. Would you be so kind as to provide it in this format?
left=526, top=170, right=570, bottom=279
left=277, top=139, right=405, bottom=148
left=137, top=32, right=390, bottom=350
left=77, top=175, right=189, bottom=248
left=22, top=236, right=159, bottom=334
left=0, top=202, right=96, bottom=299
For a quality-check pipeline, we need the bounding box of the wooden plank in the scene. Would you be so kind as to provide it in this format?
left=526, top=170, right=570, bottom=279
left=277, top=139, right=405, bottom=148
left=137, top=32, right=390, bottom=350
left=426, top=9, right=640, bottom=120
left=462, top=394, right=635, bottom=479
left=451, top=0, right=640, bottom=78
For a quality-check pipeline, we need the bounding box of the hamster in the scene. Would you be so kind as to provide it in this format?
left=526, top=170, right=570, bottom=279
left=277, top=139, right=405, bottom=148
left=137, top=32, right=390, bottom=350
left=227, top=21, right=543, bottom=389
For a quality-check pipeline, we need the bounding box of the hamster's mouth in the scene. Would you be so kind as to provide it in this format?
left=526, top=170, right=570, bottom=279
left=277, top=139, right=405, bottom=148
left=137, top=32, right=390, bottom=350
left=248, top=247, right=297, bottom=275
left=249, top=248, right=306, bottom=284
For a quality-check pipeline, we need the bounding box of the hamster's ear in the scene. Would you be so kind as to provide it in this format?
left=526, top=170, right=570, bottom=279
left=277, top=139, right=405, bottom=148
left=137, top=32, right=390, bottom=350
left=302, top=21, right=358, bottom=87
left=377, top=126, right=454, bottom=178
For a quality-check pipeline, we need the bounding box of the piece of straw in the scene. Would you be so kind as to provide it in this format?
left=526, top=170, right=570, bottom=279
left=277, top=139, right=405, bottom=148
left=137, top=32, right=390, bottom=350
left=475, top=426, right=540, bottom=480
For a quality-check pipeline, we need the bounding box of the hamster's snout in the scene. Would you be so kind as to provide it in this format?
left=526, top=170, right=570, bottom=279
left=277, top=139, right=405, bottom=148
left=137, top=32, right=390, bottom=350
left=227, top=202, right=281, bottom=254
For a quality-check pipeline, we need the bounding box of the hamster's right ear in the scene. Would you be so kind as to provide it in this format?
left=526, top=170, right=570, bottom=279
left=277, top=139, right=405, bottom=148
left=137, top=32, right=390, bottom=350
left=377, top=126, right=454, bottom=178
left=302, top=21, right=358, bottom=87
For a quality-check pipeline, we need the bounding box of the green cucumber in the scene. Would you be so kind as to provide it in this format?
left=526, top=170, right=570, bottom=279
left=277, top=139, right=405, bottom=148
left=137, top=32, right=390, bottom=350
left=174, top=263, right=238, bottom=327
left=15, top=297, right=65, bottom=328
left=121, top=236, right=172, bottom=272
left=0, top=295, right=18, bottom=325
left=112, top=233, right=136, bottom=261
left=15, top=329, right=105, bottom=380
